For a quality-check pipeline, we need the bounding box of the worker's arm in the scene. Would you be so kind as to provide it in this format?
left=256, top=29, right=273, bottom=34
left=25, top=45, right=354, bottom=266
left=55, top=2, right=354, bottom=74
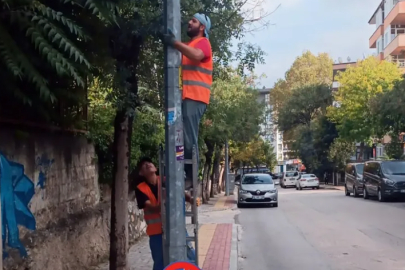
left=185, top=192, right=192, bottom=203
left=173, top=41, right=205, bottom=62
left=144, top=200, right=161, bottom=212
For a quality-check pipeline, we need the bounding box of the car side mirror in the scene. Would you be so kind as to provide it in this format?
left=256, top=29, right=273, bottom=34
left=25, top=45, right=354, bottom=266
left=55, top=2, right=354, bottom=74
left=235, top=181, right=240, bottom=186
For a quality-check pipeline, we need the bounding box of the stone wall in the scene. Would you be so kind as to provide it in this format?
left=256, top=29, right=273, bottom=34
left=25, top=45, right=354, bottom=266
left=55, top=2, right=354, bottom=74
left=0, top=127, right=146, bottom=269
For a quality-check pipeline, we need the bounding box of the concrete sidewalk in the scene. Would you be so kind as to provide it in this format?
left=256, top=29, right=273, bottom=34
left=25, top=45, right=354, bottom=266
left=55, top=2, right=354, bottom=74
left=95, top=193, right=239, bottom=270
left=321, top=184, right=345, bottom=191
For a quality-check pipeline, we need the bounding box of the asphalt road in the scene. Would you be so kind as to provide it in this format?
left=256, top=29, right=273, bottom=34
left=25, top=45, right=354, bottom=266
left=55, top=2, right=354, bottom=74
left=236, top=186, right=405, bottom=270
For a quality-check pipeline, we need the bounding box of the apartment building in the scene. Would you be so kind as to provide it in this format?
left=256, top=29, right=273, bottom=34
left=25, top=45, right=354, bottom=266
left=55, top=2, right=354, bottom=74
left=256, top=88, right=284, bottom=172
left=369, top=0, right=405, bottom=69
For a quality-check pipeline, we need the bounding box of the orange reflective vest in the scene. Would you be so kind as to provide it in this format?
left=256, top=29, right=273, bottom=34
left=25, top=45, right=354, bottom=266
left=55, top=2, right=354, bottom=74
left=181, top=37, right=213, bottom=105
left=137, top=180, right=162, bottom=236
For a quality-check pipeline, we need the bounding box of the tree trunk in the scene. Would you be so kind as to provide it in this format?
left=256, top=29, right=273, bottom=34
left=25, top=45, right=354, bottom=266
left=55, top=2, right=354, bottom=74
left=110, top=111, right=129, bottom=270
left=210, top=145, right=222, bottom=197
left=202, top=139, right=215, bottom=203
left=218, top=165, right=224, bottom=193
left=358, top=142, right=365, bottom=161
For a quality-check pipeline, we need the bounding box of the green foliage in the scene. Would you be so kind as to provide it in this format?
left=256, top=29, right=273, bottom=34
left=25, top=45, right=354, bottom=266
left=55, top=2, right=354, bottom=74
left=201, top=70, right=264, bottom=144
left=372, top=79, right=405, bottom=136
left=328, top=138, right=356, bottom=170
left=270, top=51, right=333, bottom=116
left=327, top=56, right=403, bottom=143
left=291, top=116, right=339, bottom=173
left=0, top=0, right=116, bottom=104
left=384, top=134, right=404, bottom=160
left=277, top=84, right=333, bottom=131
left=88, top=83, right=164, bottom=183
left=231, top=137, right=277, bottom=170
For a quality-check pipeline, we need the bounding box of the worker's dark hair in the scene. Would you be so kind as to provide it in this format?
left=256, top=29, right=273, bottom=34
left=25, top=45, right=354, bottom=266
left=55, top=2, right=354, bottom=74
left=136, top=156, right=153, bottom=171
left=129, top=157, right=154, bottom=192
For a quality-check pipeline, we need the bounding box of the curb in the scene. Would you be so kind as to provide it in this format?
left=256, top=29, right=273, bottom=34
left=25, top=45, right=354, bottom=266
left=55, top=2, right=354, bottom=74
left=230, top=224, right=240, bottom=270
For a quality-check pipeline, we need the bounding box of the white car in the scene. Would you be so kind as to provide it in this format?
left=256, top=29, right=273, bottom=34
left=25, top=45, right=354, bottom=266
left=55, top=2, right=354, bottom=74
left=296, top=174, right=320, bottom=190
left=281, top=171, right=300, bottom=188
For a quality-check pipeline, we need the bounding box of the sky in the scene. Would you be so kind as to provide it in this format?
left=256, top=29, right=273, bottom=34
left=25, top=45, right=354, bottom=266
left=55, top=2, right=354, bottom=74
left=239, top=0, right=382, bottom=88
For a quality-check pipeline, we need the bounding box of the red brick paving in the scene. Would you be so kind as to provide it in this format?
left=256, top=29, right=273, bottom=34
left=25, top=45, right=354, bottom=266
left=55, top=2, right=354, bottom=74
left=225, top=195, right=236, bottom=207
left=202, top=224, right=232, bottom=270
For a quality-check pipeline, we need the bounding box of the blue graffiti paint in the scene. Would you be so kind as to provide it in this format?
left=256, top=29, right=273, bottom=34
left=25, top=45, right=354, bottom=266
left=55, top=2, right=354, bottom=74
left=0, top=153, right=36, bottom=258
left=35, top=154, right=54, bottom=190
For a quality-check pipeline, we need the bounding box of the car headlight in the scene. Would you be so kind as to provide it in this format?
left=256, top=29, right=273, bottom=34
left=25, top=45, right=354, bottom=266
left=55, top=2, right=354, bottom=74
left=239, top=189, right=248, bottom=194
left=383, top=178, right=395, bottom=186
left=267, top=189, right=277, bottom=193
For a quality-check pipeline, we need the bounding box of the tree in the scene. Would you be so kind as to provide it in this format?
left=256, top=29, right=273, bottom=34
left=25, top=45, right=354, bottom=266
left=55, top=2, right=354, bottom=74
left=199, top=71, right=265, bottom=201
left=328, top=138, right=356, bottom=170
left=276, top=84, right=333, bottom=131
left=231, top=137, right=277, bottom=170
left=372, top=79, right=405, bottom=136
left=275, top=83, right=335, bottom=173
left=270, top=51, right=333, bottom=118
left=327, top=56, right=402, bottom=159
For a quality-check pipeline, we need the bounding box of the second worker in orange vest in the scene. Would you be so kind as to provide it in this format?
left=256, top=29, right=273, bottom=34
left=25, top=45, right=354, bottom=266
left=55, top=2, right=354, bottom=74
left=160, top=13, right=213, bottom=189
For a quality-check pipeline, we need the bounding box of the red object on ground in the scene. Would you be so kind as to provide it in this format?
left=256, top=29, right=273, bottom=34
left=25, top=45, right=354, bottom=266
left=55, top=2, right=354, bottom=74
left=203, top=224, right=232, bottom=270
left=164, top=261, right=201, bottom=270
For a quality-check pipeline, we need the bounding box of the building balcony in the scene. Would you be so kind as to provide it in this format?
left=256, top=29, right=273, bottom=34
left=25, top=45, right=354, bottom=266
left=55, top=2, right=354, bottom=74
left=369, top=25, right=384, bottom=48
left=384, top=1, right=405, bottom=28
left=384, top=34, right=405, bottom=56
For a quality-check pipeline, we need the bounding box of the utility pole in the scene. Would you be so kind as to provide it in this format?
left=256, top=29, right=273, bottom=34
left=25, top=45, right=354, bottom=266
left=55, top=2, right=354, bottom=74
left=225, top=140, right=229, bottom=196
left=163, top=0, right=186, bottom=265
left=0, top=196, right=2, bottom=270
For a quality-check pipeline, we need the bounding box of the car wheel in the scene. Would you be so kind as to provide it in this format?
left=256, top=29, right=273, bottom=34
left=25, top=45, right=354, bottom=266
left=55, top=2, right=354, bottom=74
left=363, top=186, right=369, bottom=199
left=296, top=186, right=298, bottom=190
left=316, top=186, right=320, bottom=189
left=353, top=186, right=359, bottom=197
left=273, top=203, right=278, bottom=207
left=299, top=185, right=303, bottom=190
left=345, top=185, right=350, bottom=196
left=312, top=187, right=315, bottom=190
left=378, top=188, right=385, bottom=202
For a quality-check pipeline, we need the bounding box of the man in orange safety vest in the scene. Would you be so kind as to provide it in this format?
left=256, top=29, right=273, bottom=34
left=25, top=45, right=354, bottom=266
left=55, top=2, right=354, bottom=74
left=160, top=13, right=213, bottom=190
left=132, top=157, right=200, bottom=270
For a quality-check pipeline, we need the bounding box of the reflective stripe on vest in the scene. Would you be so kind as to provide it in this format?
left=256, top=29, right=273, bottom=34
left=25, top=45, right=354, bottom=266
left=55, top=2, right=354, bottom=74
left=183, top=80, right=211, bottom=90
left=181, top=37, right=213, bottom=104
left=182, top=65, right=213, bottom=75
left=145, top=218, right=162, bottom=225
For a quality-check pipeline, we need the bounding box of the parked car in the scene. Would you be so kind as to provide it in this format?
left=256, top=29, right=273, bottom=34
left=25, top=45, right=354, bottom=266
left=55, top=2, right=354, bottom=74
left=363, top=160, right=405, bottom=202
left=269, top=173, right=281, bottom=185
left=281, top=171, right=300, bottom=188
left=295, top=174, right=320, bottom=190
left=235, top=173, right=278, bottom=207
left=344, top=162, right=364, bottom=197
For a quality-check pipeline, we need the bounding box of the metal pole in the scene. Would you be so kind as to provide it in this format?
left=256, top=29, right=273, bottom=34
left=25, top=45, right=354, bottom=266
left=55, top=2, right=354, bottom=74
left=0, top=194, right=2, bottom=270
left=163, top=0, right=186, bottom=265
left=225, top=140, right=229, bottom=196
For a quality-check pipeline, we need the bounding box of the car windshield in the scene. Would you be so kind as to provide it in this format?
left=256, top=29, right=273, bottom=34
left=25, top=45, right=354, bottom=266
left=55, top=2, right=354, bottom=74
left=302, top=174, right=316, bottom=178
left=355, top=164, right=364, bottom=174
left=382, top=162, right=405, bottom=175
left=285, top=172, right=296, bottom=177
left=242, top=174, right=273, bottom=184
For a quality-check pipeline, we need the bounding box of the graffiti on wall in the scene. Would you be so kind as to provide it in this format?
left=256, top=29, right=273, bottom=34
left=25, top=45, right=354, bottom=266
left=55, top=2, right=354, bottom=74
left=0, top=153, right=36, bottom=258
left=35, top=154, right=54, bottom=190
